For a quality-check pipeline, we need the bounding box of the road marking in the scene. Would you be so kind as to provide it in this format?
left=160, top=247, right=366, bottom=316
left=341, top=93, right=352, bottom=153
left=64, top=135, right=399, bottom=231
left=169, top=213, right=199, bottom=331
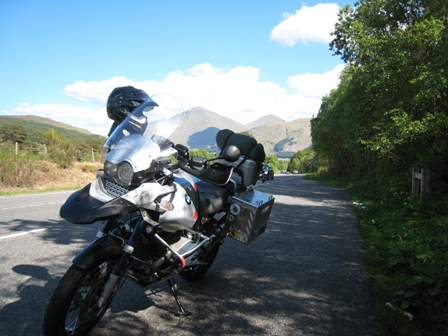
left=0, top=228, right=48, bottom=240
left=0, top=191, right=74, bottom=199
left=0, top=201, right=64, bottom=211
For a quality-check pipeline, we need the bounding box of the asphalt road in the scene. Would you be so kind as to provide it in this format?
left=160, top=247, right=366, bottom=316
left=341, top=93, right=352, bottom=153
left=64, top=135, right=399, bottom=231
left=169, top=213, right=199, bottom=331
left=0, top=175, right=380, bottom=336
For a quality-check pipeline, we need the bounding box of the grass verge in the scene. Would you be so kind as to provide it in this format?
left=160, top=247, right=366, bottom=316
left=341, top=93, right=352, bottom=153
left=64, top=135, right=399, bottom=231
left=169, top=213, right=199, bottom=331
left=0, top=161, right=101, bottom=196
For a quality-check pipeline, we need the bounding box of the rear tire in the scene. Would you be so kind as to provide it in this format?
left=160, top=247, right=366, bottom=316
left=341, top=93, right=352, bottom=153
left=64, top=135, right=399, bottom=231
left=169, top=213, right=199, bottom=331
left=180, top=244, right=220, bottom=282
left=43, top=258, right=119, bottom=336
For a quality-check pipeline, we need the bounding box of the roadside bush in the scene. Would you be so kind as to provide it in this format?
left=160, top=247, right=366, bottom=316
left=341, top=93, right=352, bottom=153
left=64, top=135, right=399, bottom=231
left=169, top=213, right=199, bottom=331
left=0, top=143, right=39, bottom=187
left=354, top=193, right=448, bottom=336
left=389, top=214, right=448, bottom=335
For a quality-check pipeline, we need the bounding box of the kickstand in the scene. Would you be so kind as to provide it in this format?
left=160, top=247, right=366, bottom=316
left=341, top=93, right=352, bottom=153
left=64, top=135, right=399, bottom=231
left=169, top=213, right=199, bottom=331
left=167, top=277, right=190, bottom=316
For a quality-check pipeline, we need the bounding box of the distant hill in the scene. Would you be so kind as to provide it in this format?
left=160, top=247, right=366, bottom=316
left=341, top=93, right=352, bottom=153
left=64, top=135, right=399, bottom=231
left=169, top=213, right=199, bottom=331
left=171, top=107, right=311, bottom=157
left=170, top=107, right=245, bottom=150
left=1, top=109, right=311, bottom=157
left=0, top=115, right=105, bottom=143
left=245, top=114, right=285, bottom=129
left=247, top=117, right=312, bottom=157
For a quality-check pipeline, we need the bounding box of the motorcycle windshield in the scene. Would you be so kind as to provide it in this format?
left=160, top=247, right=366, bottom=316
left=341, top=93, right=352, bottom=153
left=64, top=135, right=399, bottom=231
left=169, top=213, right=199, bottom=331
left=103, top=94, right=185, bottom=154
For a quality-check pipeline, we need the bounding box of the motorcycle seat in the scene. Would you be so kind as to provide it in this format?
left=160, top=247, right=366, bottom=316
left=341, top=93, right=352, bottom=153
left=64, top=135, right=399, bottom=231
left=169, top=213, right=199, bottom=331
left=196, top=180, right=230, bottom=216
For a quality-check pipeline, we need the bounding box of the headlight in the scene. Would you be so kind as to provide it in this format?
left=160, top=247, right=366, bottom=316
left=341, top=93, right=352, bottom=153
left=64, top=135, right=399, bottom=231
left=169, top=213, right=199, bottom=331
left=104, top=161, right=117, bottom=177
left=116, top=162, right=134, bottom=186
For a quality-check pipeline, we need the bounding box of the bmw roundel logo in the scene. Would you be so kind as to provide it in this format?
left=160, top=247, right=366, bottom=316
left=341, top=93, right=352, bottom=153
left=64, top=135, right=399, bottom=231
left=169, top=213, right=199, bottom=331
left=185, top=195, right=191, bottom=205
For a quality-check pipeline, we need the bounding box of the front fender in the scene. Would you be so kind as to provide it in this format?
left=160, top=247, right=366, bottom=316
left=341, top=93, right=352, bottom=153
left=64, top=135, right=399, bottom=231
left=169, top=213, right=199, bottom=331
left=60, top=182, right=137, bottom=224
left=73, top=235, right=123, bottom=269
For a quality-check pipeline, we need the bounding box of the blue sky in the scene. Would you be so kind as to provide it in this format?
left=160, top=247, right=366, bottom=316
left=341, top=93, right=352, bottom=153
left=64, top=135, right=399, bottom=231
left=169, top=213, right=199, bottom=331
left=0, top=0, right=354, bottom=135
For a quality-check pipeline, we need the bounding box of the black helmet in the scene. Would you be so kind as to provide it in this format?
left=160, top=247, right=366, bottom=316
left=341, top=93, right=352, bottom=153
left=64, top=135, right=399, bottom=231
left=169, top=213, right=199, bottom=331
left=106, top=86, right=149, bottom=125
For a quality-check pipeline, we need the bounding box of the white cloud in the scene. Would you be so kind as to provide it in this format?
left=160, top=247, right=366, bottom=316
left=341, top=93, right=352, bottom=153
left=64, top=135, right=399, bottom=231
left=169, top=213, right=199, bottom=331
left=64, top=76, right=136, bottom=104
left=288, top=64, right=345, bottom=98
left=270, top=3, right=340, bottom=46
left=3, top=62, right=344, bottom=135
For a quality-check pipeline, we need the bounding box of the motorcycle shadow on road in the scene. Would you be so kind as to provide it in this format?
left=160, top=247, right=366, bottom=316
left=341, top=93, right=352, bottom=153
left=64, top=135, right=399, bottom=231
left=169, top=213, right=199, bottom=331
left=0, top=264, right=58, bottom=336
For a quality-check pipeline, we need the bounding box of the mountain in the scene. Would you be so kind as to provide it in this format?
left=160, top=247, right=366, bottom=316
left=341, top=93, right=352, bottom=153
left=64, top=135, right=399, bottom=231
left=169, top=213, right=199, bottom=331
left=247, top=118, right=312, bottom=157
left=245, top=114, right=285, bottom=129
left=171, top=107, right=311, bottom=157
left=170, top=107, right=246, bottom=150
left=1, top=108, right=311, bottom=157
left=0, top=115, right=104, bottom=143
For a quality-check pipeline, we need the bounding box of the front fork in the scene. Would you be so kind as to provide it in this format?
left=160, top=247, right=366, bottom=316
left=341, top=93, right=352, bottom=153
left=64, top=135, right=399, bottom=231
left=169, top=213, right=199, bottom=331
left=96, top=218, right=145, bottom=307
left=95, top=216, right=189, bottom=309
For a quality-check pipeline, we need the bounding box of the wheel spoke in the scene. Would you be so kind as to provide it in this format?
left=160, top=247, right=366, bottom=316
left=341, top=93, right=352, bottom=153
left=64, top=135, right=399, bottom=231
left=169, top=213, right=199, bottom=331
left=65, top=317, right=81, bottom=334
left=63, top=260, right=116, bottom=334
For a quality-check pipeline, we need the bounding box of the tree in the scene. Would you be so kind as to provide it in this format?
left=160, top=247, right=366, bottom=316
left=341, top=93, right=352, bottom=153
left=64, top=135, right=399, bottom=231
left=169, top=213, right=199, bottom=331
left=278, top=159, right=289, bottom=171
left=39, top=129, right=76, bottom=168
left=189, top=148, right=215, bottom=159
left=287, top=148, right=315, bottom=173
left=264, top=154, right=280, bottom=172
left=0, top=124, right=28, bottom=144
left=313, top=0, right=448, bottom=191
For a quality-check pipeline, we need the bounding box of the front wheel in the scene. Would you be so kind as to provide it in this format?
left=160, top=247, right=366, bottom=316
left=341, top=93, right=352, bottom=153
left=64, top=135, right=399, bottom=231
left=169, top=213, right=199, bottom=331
left=43, top=258, right=119, bottom=336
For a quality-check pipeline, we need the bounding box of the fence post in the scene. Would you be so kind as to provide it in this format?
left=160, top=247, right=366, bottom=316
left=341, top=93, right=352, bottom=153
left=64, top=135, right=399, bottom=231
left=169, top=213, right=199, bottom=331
left=421, top=168, right=429, bottom=201
left=91, top=148, right=95, bottom=163
left=15, top=142, right=19, bottom=184
left=412, top=167, right=429, bottom=201
left=412, top=167, right=420, bottom=199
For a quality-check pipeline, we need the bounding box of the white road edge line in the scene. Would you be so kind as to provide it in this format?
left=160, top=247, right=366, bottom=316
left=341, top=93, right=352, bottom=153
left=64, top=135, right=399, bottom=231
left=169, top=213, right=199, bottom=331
left=0, top=228, right=48, bottom=240
left=0, top=201, right=65, bottom=211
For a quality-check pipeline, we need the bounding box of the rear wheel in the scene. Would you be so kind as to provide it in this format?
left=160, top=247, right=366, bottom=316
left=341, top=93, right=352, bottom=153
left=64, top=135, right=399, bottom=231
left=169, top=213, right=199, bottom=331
left=180, top=243, right=220, bottom=282
left=43, top=258, right=119, bottom=336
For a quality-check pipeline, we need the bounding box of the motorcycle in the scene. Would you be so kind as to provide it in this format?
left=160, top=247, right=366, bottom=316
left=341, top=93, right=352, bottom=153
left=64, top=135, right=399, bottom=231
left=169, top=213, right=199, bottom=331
left=259, top=164, right=274, bottom=183
left=43, top=94, right=275, bottom=335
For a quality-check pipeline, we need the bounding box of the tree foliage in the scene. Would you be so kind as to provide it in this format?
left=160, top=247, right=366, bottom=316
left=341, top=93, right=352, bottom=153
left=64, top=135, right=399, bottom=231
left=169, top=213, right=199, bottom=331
left=189, top=148, right=216, bottom=159
left=288, top=148, right=316, bottom=173
left=313, top=0, right=448, bottom=195
left=0, top=124, right=28, bottom=144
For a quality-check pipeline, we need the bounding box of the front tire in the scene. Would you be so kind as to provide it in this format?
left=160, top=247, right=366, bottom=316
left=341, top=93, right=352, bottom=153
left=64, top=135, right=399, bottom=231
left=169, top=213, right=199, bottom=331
left=43, top=258, right=119, bottom=336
